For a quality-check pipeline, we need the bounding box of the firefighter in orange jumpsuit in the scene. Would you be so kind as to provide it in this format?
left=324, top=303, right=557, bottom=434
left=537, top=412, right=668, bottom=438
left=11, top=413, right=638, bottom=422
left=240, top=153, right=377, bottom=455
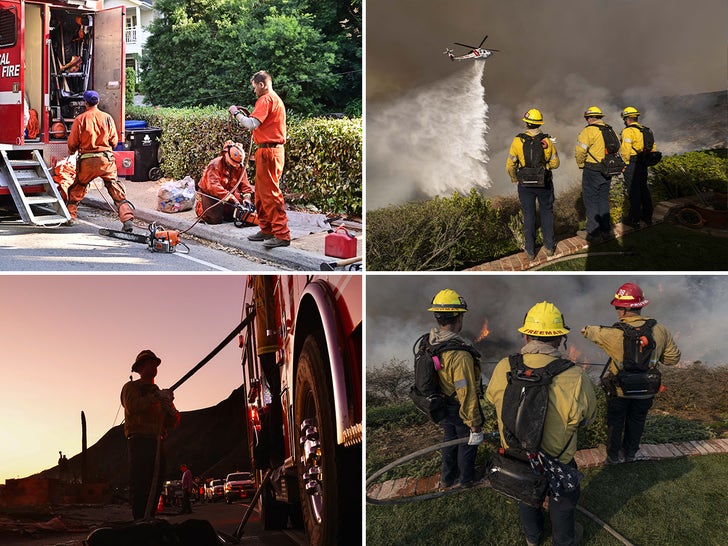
left=195, top=140, right=254, bottom=224
left=65, top=90, right=135, bottom=231
left=229, top=71, right=290, bottom=248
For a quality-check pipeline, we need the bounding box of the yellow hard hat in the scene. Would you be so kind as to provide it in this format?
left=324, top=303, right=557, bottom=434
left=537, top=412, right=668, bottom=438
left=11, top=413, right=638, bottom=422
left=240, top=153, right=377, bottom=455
left=518, top=301, right=570, bottom=337
left=427, top=289, right=468, bottom=313
left=621, top=106, right=641, bottom=119
left=522, top=108, right=544, bottom=126
left=583, top=106, right=604, bottom=119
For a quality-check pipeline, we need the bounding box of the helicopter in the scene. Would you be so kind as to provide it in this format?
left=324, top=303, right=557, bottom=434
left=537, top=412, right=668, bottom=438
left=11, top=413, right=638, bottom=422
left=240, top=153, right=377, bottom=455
left=444, top=34, right=500, bottom=61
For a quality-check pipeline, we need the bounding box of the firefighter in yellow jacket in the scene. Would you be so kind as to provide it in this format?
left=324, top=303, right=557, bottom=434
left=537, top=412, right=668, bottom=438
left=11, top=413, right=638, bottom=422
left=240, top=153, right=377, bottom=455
left=428, top=289, right=484, bottom=489
left=574, top=106, right=618, bottom=243
left=506, top=108, right=561, bottom=261
left=487, top=301, right=596, bottom=546
left=619, top=107, right=657, bottom=227
left=581, top=282, right=680, bottom=464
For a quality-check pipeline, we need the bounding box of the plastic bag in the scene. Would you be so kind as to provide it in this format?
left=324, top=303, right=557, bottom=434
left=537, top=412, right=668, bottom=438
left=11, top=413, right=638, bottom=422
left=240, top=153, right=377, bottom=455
left=157, top=176, right=196, bottom=213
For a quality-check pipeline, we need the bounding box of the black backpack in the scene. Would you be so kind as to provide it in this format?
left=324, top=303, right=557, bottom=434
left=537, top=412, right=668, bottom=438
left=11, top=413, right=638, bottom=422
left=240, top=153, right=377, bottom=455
left=601, top=319, right=662, bottom=396
left=516, top=133, right=550, bottom=187
left=500, top=353, right=574, bottom=457
left=587, top=124, right=626, bottom=176
left=408, top=333, right=481, bottom=422
left=635, top=125, right=662, bottom=166
left=613, top=318, right=657, bottom=372
left=487, top=354, right=575, bottom=507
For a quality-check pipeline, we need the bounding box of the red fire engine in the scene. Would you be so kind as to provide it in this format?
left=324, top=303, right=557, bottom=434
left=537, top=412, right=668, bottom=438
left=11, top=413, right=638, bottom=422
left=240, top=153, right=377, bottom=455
left=239, top=275, right=362, bottom=545
left=0, top=0, right=126, bottom=225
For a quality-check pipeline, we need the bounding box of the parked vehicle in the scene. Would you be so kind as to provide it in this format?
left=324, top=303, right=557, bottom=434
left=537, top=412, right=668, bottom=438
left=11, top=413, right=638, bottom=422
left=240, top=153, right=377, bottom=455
left=162, top=480, right=183, bottom=507
left=224, top=471, right=256, bottom=504
left=204, top=479, right=224, bottom=502
left=239, top=276, right=362, bottom=545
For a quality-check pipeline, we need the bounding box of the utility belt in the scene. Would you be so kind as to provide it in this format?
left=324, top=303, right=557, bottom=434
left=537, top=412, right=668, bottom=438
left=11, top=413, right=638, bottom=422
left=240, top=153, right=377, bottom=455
left=78, top=150, right=115, bottom=162
left=583, top=161, right=604, bottom=172
left=257, top=142, right=284, bottom=148
left=600, top=366, right=661, bottom=397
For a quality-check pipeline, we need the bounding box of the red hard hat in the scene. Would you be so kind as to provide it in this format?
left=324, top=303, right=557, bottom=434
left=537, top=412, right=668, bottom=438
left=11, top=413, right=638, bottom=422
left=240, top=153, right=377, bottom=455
left=611, top=282, right=649, bottom=308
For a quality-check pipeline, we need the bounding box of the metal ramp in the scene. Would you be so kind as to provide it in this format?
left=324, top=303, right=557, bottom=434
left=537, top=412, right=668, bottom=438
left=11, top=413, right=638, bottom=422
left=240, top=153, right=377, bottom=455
left=0, top=149, right=70, bottom=226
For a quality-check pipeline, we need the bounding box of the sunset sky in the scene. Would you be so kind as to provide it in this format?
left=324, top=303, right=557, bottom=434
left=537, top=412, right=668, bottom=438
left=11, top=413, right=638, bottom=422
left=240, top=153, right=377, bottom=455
left=0, top=275, right=249, bottom=483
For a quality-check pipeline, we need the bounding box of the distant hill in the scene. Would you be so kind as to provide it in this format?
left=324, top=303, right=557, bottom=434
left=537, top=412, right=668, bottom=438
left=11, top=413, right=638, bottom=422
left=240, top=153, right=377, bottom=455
left=651, top=90, right=727, bottom=152
left=35, top=386, right=251, bottom=487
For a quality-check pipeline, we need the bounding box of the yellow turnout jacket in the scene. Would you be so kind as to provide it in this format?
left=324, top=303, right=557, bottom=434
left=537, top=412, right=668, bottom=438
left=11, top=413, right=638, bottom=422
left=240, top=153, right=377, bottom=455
left=486, top=340, right=597, bottom=463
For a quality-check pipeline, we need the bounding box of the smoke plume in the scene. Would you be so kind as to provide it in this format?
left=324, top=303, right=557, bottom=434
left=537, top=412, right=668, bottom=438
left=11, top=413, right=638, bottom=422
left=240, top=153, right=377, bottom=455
left=366, top=63, right=490, bottom=209
left=366, top=275, right=728, bottom=382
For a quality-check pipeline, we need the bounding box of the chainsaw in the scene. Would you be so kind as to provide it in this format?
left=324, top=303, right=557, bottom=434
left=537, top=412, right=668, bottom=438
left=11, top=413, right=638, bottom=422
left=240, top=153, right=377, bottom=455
left=233, top=201, right=259, bottom=228
left=99, top=222, right=187, bottom=253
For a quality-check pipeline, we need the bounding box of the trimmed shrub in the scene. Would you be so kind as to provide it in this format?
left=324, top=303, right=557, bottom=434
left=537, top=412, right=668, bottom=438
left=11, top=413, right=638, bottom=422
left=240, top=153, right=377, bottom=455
left=650, top=149, right=728, bottom=201
left=366, top=189, right=520, bottom=271
left=124, top=106, right=361, bottom=216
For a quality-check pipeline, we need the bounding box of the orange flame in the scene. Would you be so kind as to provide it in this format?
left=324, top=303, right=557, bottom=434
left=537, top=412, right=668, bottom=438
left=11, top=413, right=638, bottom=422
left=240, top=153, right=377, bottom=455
left=476, top=319, right=490, bottom=342
left=568, top=345, right=586, bottom=364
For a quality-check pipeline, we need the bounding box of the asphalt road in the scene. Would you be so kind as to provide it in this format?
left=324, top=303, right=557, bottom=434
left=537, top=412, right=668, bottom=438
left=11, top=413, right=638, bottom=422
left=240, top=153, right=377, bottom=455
left=0, top=205, right=283, bottom=272
left=0, top=501, right=306, bottom=546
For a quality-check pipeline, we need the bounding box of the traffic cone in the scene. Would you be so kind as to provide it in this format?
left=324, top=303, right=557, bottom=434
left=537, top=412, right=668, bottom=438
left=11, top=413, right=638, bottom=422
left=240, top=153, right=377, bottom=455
left=156, top=494, right=164, bottom=514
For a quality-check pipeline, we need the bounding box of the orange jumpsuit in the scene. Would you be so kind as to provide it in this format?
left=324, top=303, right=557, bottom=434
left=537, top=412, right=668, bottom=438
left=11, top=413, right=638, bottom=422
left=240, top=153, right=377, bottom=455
left=251, top=91, right=290, bottom=240
left=67, top=106, right=133, bottom=222
left=196, top=156, right=253, bottom=224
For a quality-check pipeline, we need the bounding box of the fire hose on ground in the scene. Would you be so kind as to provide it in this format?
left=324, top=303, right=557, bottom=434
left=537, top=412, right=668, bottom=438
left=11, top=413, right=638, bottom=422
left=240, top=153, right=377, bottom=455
left=366, top=436, right=635, bottom=546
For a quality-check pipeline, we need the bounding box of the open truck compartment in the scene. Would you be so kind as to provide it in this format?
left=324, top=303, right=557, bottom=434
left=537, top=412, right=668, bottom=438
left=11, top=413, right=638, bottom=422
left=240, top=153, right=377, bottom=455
left=0, top=0, right=125, bottom=165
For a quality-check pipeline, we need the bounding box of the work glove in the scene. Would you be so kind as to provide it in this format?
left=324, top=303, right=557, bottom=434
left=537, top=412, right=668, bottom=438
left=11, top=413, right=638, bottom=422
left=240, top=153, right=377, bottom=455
left=468, top=430, right=484, bottom=446
left=158, top=389, right=174, bottom=403
left=228, top=105, right=251, bottom=117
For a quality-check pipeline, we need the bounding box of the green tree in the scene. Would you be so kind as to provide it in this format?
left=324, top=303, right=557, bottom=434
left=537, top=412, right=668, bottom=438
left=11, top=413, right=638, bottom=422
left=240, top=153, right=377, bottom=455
left=139, top=0, right=354, bottom=115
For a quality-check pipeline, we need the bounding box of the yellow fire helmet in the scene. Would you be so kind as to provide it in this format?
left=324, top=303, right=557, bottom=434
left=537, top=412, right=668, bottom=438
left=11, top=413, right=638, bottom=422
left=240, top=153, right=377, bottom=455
left=522, top=108, right=544, bottom=126
left=621, top=106, right=641, bottom=119
left=518, top=301, right=570, bottom=337
left=427, top=289, right=468, bottom=313
left=583, top=106, right=604, bottom=119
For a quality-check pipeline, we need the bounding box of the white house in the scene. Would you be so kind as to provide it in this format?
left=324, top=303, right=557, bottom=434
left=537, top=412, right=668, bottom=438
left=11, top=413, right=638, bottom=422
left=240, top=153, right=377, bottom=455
left=104, top=0, right=157, bottom=79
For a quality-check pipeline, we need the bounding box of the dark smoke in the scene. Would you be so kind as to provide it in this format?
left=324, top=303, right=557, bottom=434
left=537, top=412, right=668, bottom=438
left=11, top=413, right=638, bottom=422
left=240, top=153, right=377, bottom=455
left=365, top=275, right=728, bottom=381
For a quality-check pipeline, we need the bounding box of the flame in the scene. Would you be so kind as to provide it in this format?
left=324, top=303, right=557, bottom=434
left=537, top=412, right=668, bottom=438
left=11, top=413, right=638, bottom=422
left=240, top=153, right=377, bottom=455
left=475, top=319, right=490, bottom=342
left=568, top=345, right=587, bottom=364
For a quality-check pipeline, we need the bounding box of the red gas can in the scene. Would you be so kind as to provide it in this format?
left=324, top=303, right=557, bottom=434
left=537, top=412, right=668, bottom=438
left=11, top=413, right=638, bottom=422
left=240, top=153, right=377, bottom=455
left=324, top=226, right=358, bottom=258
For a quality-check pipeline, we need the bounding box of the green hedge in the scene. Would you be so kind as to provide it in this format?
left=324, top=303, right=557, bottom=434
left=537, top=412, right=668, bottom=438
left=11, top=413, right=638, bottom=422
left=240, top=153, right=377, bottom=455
left=125, top=106, right=362, bottom=216
left=650, top=149, right=728, bottom=201
left=366, top=189, right=520, bottom=271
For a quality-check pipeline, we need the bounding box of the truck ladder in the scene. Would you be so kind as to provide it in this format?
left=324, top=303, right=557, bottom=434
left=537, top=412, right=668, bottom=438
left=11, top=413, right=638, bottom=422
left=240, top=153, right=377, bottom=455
left=0, top=149, right=70, bottom=226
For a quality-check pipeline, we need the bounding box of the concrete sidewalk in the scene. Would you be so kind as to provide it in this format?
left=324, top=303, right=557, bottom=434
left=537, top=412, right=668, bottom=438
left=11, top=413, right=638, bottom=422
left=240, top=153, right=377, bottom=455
left=82, top=178, right=363, bottom=272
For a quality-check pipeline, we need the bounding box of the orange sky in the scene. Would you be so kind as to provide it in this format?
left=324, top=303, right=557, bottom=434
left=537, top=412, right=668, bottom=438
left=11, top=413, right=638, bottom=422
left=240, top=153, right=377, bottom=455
left=0, top=274, right=248, bottom=483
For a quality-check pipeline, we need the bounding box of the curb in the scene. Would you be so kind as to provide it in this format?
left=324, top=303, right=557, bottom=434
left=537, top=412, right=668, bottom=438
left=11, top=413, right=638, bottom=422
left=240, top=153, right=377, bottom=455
left=82, top=194, right=336, bottom=271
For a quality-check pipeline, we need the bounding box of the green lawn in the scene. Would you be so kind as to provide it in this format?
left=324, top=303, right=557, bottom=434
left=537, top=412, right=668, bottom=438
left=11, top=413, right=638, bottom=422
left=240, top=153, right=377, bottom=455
left=539, top=224, right=728, bottom=271
left=367, top=454, right=728, bottom=546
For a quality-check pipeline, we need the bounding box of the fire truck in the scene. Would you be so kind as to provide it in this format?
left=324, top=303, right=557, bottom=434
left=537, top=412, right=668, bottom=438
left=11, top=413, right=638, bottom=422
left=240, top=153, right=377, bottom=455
left=0, top=0, right=126, bottom=225
left=239, top=275, right=362, bottom=545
